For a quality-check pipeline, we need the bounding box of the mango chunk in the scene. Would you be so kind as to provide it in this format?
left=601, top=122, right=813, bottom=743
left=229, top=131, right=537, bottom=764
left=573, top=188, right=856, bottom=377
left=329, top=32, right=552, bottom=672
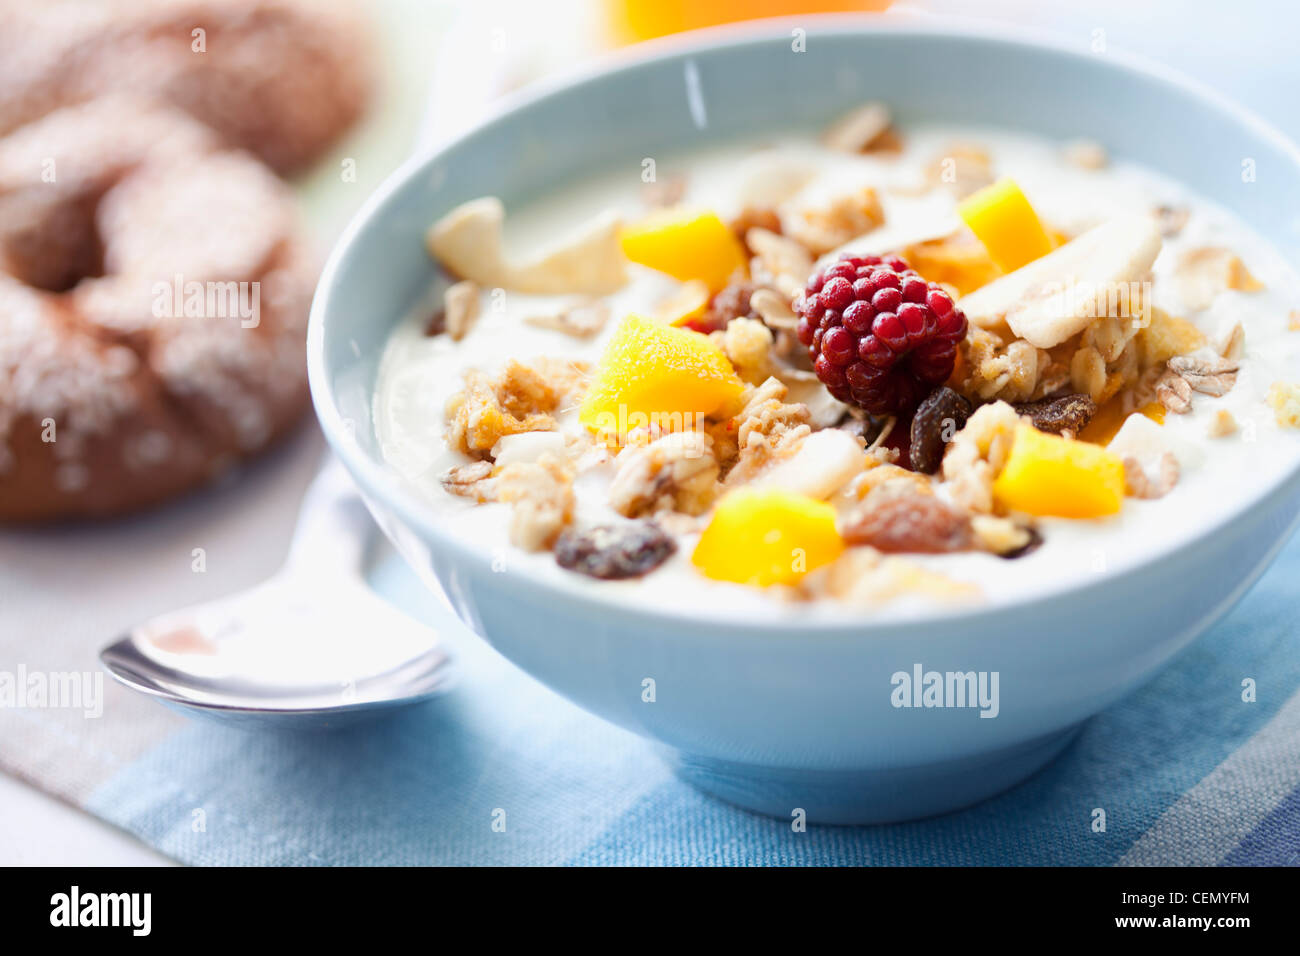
left=993, top=424, right=1125, bottom=518
left=958, top=178, right=1054, bottom=273
left=621, top=208, right=747, bottom=292
left=654, top=279, right=712, bottom=327
left=579, top=314, right=743, bottom=439
left=1079, top=398, right=1164, bottom=445
left=692, top=488, right=844, bottom=587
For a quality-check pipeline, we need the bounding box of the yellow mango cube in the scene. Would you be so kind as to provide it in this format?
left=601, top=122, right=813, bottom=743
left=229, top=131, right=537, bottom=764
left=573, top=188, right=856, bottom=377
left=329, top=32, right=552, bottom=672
left=958, top=178, right=1055, bottom=273
left=579, top=314, right=743, bottom=439
left=993, top=424, right=1125, bottom=518
left=692, top=488, right=844, bottom=587
left=621, top=208, right=747, bottom=292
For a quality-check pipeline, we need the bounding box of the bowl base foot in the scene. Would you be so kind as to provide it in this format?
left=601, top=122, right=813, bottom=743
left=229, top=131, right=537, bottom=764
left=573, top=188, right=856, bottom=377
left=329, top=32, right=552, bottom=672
left=664, top=723, right=1083, bottom=825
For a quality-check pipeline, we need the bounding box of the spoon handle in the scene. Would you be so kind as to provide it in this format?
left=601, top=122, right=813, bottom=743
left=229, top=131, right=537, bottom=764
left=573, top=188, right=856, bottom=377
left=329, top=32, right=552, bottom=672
left=284, top=455, right=374, bottom=576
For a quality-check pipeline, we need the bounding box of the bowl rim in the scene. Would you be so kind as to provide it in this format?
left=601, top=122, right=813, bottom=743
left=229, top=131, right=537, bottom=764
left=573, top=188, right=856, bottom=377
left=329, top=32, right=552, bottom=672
left=309, top=15, right=1300, bottom=633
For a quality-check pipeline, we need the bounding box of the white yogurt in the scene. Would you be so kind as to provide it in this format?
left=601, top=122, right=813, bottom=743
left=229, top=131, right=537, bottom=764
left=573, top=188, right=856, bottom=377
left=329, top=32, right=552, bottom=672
left=373, top=125, right=1300, bottom=621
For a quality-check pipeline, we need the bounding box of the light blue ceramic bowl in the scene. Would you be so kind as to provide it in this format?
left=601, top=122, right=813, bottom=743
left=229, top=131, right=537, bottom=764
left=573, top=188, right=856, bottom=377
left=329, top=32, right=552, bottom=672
left=309, top=19, right=1300, bottom=823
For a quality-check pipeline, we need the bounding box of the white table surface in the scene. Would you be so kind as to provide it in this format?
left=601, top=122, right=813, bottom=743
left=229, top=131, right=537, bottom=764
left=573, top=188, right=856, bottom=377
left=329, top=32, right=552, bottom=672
left=4, top=0, right=1296, bottom=867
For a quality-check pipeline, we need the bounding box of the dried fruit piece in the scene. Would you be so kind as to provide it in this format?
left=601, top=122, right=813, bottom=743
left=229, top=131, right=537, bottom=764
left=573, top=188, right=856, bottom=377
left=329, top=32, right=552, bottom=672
left=958, top=178, right=1054, bottom=272
left=992, top=424, right=1126, bottom=518
left=691, top=488, right=843, bottom=587
left=841, top=494, right=972, bottom=553
left=620, top=207, right=747, bottom=292
left=1013, top=393, right=1097, bottom=436
left=579, top=315, right=744, bottom=440
left=909, top=387, right=973, bottom=473
left=554, top=521, right=676, bottom=579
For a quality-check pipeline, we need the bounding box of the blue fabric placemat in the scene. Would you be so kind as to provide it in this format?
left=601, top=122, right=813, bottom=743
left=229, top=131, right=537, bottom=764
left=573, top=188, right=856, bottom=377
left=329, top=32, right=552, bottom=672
left=82, top=530, right=1300, bottom=866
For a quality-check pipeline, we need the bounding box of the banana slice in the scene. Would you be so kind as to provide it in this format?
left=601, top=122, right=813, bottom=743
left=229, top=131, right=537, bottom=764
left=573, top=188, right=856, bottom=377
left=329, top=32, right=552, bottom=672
left=958, top=216, right=1162, bottom=349
left=427, top=197, right=627, bottom=296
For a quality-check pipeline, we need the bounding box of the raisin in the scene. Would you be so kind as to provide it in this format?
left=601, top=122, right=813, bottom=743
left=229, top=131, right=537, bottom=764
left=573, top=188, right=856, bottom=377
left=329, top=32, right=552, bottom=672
left=841, top=495, right=972, bottom=554
left=908, top=387, right=973, bottom=473
left=554, top=521, right=676, bottom=580
left=997, top=525, right=1043, bottom=560
left=1014, top=393, right=1097, bottom=435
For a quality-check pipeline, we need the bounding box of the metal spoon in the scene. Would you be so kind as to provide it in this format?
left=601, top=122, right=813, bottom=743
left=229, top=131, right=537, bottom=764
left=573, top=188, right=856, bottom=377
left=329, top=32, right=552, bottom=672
left=99, top=457, right=451, bottom=729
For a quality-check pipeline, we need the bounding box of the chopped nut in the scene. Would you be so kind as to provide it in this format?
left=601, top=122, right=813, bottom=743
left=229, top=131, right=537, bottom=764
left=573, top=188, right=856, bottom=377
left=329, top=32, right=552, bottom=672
left=1014, top=393, right=1098, bottom=435
left=496, top=453, right=575, bottom=551
left=1063, top=139, right=1108, bottom=170
left=746, top=227, right=814, bottom=298
left=1123, top=452, right=1180, bottom=500
left=523, top=298, right=610, bottom=338
left=822, top=102, right=893, bottom=153
left=711, top=316, right=775, bottom=385
left=940, top=400, right=1023, bottom=514
left=1155, top=368, right=1193, bottom=414
left=440, top=461, right=494, bottom=501
left=1215, top=321, right=1245, bottom=359
left=443, top=280, right=481, bottom=341
left=841, top=494, right=972, bottom=553
left=608, top=431, right=719, bottom=517
left=748, top=287, right=798, bottom=330
left=642, top=174, right=687, bottom=208
left=554, top=521, right=676, bottom=579
left=1154, top=204, right=1189, bottom=237
left=1168, top=353, right=1239, bottom=396
left=969, top=515, right=1034, bottom=556
left=782, top=187, right=884, bottom=256
left=1174, top=247, right=1264, bottom=310
left=1268, top=381, right=1300, bottom=428
left=1208, top=409, right=1237, bottom=438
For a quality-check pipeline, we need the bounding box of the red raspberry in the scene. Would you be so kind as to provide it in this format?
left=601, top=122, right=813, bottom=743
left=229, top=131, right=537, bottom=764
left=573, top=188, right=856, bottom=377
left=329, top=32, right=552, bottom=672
left=795, top=254, right=967, bottom=416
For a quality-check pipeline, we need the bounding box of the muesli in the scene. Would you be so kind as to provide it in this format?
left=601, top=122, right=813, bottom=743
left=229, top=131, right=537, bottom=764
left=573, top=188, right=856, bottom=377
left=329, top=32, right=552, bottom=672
left=374, top=105, right=1300, bottom=615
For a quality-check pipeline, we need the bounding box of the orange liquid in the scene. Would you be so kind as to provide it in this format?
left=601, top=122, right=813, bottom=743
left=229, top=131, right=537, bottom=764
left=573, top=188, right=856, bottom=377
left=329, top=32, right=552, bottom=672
left=606, top=0, right=892, bottom=45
